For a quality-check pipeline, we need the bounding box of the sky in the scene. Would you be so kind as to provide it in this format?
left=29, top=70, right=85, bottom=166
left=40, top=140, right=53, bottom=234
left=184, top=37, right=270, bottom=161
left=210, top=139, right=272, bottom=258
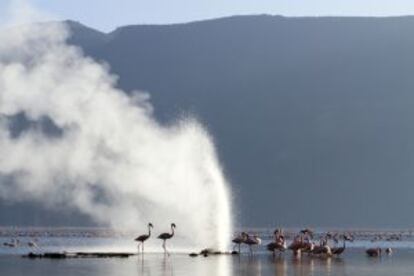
left=2, top=0, right=414, bottom=32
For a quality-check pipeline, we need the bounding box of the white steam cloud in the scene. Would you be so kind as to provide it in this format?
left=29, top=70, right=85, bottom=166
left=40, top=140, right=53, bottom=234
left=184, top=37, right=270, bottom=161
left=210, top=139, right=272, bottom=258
left=0, top=6, right=232, bottom=250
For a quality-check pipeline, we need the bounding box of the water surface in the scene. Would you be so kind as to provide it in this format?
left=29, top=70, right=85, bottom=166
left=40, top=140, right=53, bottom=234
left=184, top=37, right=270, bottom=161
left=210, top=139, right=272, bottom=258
left=2, top=250, right=414, bottom=276
left=1, top=227, right=414, bottom=275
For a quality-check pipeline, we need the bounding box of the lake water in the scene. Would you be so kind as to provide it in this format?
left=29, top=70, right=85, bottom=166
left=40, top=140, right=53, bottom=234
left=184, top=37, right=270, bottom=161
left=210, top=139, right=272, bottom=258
left=3, top=249, right=414, bottom=276
left=1, top=227, right=414, bottom=275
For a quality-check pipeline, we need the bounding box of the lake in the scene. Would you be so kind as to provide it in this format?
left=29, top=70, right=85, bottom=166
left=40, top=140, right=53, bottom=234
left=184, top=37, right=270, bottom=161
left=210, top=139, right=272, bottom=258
left=1, top=227, right=414, bottom=275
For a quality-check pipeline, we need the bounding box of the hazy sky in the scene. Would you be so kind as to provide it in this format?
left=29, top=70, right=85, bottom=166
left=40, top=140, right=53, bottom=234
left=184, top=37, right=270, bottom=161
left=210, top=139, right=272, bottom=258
left=2, top=0, right=414, bottom=31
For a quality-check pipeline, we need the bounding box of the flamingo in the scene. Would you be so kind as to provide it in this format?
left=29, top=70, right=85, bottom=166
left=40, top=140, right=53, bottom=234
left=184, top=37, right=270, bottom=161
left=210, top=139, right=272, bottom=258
left=27, top=239, right=40, bottom=251
left=3, top=238, right=19, bottom=248
left=134, top=223, right=153, bottom=253
left=267, top=229, right=287, bottom=257
left=232, top=232, right=247, bottom=253
left=28, top=241, right=38, bottom=248
left=243, top=234, right=261, bottom=255
left=288, top=235, right=307, bottom=257
left=311, top=243, right=332, bottom=257
left=310, top=233, right=334, bottom=257
left=266, top=241, right=287, bottom=257
left=343, top=233, right=354, bottom=242
left=366, top=248, right=381, bottom=257
left=331, top=235, right=348, bottom=256
left=157, top=223, right=176, bottom=255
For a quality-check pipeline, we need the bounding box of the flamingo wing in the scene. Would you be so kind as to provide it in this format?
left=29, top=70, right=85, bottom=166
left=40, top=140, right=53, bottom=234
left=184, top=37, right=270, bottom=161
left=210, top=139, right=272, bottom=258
left=232, top=237, right=242, bottom=244
left=266, top=242, right=277, bottom=251
left=135, top=234, right=149, bottom=242
left=157, top=233, right=171, bottom=240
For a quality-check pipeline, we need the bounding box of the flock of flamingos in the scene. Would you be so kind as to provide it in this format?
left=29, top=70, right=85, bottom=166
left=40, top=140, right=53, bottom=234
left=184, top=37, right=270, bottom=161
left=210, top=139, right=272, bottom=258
left=229, top=228, right=392, bottom=258
left=1, top=223, right=396, bottom=258
left=132, top=223, right=394, bottom=258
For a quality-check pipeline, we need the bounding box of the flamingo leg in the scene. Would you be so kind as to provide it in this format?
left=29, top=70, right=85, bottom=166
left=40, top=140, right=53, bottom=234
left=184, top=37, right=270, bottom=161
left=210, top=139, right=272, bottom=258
left=165, top=241, right=170, bottom=256
left=142, top=242, right=144, bottom=254
left=238, top=243, right=241, bottom=254
left=162, top=240, right=168, bottom=255
left=137, top=243, right=141, bottom=254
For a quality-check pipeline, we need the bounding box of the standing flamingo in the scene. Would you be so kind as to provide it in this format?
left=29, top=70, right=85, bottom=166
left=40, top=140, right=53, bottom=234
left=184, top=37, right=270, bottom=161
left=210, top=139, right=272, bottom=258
left=232, top=232, right=248, bottom=253
left=267, top=229, right=287, bottom=257
left=3, top=238, right=19, bottom=248
left=243, top=234, right=261, bottom=255
left=134, top=223, right=153, bottom=254
left=157, top=223, right=176, bottom=255
left=385, top=248, right=393, bottom=255
left=331, top=234, right=347, bottom=256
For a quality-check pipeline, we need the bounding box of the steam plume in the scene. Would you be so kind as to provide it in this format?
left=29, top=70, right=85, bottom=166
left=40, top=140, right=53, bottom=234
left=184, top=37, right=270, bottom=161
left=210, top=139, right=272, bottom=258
left=0, top=5, right=232, bottom=250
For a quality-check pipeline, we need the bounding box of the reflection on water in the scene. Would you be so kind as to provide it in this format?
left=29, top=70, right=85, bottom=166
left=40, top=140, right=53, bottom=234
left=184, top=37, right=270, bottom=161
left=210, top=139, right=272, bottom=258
left=1, top=250, right=414, bottom=276
left=235, top=255, right=262, bottom=275
left=228, top=253, right=347, bottom=276
left=270, top=256, right=287, bottom=276
left=129, top=252, right=232, bottom=276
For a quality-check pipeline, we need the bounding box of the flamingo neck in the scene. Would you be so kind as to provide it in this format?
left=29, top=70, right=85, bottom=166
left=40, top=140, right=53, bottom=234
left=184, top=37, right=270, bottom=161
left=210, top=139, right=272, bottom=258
left=171, top=226, right=175, bottom=236
left=148, top=226, right=151, bottom=236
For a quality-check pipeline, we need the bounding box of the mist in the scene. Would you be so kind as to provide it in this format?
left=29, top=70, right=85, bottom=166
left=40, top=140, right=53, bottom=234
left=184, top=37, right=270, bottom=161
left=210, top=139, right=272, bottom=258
left=0, top=7, right=232, bottom=250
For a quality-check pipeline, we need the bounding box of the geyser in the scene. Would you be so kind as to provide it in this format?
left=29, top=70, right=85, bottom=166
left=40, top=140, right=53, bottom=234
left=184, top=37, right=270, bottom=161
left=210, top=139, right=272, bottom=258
left=0, top=20, right=232, bottom=250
